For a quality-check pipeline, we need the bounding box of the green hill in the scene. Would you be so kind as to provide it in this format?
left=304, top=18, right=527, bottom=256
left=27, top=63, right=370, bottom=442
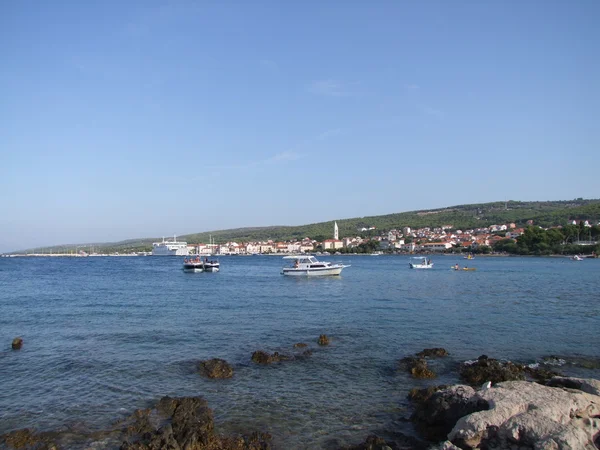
left=17, top=199, right=600, bottom=253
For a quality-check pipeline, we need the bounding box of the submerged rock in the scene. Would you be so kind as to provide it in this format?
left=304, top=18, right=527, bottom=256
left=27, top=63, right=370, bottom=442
left=416, top=348, right=449, bottom=358
left=11, top=337, right=23, bottom=350
left=318, top=334, right=330, bottom=346
left=341, top=433, right=427, bottom=450
left=199, top=358, right=234, bottom=379
left=293, top=342, right=307, bottom=348
left=448, top=379, right=600, bottom=449
left=399, top=356, right=436, bottom=379
left=2, top=397, right=271, bottom=450
left=120, top=396, right=271, bottom=449
left=251, top=350, right=291, bottom=364
left=459, top=355, right=525, bottom=385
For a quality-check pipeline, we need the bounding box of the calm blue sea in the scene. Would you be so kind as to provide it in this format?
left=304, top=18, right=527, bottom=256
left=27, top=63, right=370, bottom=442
left=1, top=255, right=599, bottom=449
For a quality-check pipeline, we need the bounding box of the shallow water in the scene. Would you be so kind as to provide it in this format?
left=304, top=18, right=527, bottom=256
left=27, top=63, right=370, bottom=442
left=1, top=255, right=599, bottom=448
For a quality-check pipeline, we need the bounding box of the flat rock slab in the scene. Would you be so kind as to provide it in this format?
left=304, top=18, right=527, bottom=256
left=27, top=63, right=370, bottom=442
left=448, top=380, right=600, bottom=449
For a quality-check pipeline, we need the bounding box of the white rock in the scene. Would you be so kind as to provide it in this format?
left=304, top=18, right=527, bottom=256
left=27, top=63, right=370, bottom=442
left=448, top=380, right=600, bottom=449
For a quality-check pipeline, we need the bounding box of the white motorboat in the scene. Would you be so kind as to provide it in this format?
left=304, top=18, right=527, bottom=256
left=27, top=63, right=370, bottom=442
left=571, top=255, right=583, bottom=261
left=183, top=257, right=204, bottom=272
left=409, top=256, right=434, bottom=269
left=203, top=258, right=220, bottom=272
left=281, top=255, right=349, bottom=276
left=153, top=235, right=189, bottom=256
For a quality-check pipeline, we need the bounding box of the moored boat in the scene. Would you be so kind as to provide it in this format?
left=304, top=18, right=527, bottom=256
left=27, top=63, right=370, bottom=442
left=281, top=255, right=349, bottom=276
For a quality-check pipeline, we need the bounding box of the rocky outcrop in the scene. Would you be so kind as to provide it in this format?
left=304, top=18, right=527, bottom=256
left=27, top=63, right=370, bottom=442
left=547, top=376, right=600, bottom=396
left=120, top=396, right=271, bottom=449
left=410, top=385, right=488, bottom=441
left=1, top=397, right=271, bottom=450
left=448, top=380, right=600, bottom=449
left=459, top=355, right=525, bottom=385
left=318, top=334, right=330, bottom=346
left=199, top=358, right=234, bottom=379
left=251, top=350, right=291, bottom=364
left=11, top=337, right=23, bottom=350
left=341, top=433, right=427, bottom=450
left=399, top=357, right=436, bottom=379
left=293, top=342, right=307, bottom=348
left=416, top=348, right=449, bottom=358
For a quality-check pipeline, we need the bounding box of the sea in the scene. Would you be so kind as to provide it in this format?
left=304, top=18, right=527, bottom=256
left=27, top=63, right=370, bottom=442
left=1, top=255, right=599, bottom=449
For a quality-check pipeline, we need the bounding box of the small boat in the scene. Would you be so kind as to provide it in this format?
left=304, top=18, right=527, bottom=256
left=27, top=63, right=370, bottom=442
left=281, top=255, right=349, bottom=276
left=464, top=254, right=475, bottom=260
left=571, top=255, right=583, bottom=261
left=409, top=257, right=434, bottom=269
left=183, top=257, right=204, bottom=273
left=203, top=258, right=220, bottom=272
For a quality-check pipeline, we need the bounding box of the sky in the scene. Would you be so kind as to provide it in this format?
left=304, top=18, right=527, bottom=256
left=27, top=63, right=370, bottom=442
left=1, top=1, right=599, bottom=252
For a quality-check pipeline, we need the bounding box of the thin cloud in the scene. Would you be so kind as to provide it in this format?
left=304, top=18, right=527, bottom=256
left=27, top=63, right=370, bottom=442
left=315, top=128, right=344, bottom=140
left=308, top=79, right=358, bottom=97
left=419, top=105, right=444, bottom=118
left=267, top=151, right=301, bottom=163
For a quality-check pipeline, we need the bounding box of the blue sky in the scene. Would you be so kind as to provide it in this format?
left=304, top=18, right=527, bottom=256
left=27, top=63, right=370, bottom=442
left=1, top=1, right=599, bottom=252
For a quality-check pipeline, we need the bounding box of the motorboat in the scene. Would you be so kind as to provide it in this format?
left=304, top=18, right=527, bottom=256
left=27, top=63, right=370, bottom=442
left=281, top=255, right=349, bottom=276
left=571, top=255, right=583, bottom=261
left=409, top=257, right=434, bottom=269
left=183, top=257, right=204, bottom=273
left=203, top=258, right=220, bottom=272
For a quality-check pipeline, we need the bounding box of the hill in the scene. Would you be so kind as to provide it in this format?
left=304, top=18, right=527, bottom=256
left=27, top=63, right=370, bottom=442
left=14, top=199, right=600, bottom=254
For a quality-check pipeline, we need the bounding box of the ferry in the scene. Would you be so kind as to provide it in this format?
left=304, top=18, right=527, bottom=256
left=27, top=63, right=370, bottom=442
left=152, top=235, right=189, bottom=256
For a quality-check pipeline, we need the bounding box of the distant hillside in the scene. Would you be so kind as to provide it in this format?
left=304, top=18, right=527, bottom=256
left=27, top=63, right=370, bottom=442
left=15, top=199, right=600, bottom=253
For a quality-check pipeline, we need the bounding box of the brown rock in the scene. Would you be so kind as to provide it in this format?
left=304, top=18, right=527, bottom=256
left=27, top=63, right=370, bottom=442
left=416, top=348, right=449, bottom=358
left=399, top=357, right=436, bottom=379
left=317, top=334, right=330, bottom=346
left=199, top=358, right=234, bottom=379
left=293, top=342, right=307, bottom=348
left=11, top=337, right=23, bottom=350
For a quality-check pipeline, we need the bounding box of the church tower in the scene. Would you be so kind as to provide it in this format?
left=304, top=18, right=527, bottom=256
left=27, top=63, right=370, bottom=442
left=334, top=221, right=339, bottom=240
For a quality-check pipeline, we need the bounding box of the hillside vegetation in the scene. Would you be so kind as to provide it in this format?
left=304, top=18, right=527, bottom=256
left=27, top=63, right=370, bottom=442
left=19, top=199, right=600, bottom=253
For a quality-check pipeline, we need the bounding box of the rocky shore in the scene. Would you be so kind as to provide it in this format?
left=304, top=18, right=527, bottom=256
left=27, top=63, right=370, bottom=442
left=2, top=340, right=599, bottom=450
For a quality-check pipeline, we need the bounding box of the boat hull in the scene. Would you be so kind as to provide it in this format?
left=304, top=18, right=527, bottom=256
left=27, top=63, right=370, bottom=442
left=409, top=263, right=433, bottom=269
left=204, top=263, right=220, bottom=272
left=183, top=263, right=204, bottom=273
left=282, top=266, right=346, bottom=276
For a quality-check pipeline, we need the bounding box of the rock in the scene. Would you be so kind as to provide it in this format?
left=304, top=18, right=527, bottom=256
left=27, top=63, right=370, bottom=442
left=524, top=365, right=561, bottom=384
left=399, top=356, right=436, bottom=379
left=318, top=334, right=330, bottom=346
left=429, top=441, right=462, bottom=450
left=251, top=351, right=290, bottom=364
left=448, top=380, right=600, bottom=449
left=410, top=385, right=487, bottom=442
left=293, top=342, right=307, bottom=348
left=459, top=356, right=525, bottom=385
left=199, top=358, right=234, bottom=379
left=121, top=396, right=272, bottom=449
left=408, top=385, right=448, bottom=406
left=547, top=376, right=600, bottom=396
left=416, top=348, right=449, bottom=358
left=340, top=433, right=427, bottom=450
left=11, top=337, right=23, bottom=350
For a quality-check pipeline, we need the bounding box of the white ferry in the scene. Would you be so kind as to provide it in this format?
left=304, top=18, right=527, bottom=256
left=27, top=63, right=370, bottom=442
left=152, top=236, right=189, bottom=256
